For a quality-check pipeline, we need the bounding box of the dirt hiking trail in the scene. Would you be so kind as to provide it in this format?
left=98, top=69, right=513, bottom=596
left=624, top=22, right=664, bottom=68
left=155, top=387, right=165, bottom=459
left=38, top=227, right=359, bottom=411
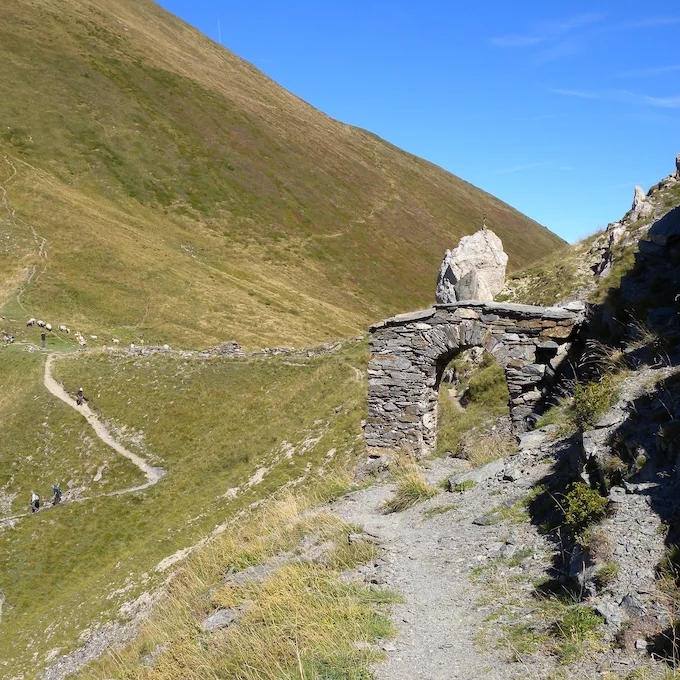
left=329, top=429, right=648, bottom=680
left=0, top=354, right=164, bottom=525
left=44, top=354, right=164, bottom=486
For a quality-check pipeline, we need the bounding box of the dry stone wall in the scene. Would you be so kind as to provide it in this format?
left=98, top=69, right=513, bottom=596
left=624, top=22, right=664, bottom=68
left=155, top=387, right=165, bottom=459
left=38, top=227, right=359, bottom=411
left=366, top=301, right=584, bottom=455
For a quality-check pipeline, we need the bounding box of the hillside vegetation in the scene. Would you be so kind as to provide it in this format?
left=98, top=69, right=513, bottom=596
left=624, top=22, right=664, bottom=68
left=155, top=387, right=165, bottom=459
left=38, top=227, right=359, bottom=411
left=501, top=167, right=680, bottom=308
left=0, top=343, right=368, bottom=678
left=0, top=0, right=563, bottom=350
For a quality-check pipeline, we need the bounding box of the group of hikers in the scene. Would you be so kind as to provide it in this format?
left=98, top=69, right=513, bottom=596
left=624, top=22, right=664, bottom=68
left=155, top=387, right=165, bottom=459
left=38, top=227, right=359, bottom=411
left=29, top=389, right=85, bottom=513
left=2, top=332, right=15, bottom=345
left=30, top=485, right=62, bottom=513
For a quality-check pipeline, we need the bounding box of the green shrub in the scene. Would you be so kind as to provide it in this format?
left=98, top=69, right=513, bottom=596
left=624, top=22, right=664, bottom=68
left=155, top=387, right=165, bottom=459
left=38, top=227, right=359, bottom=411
left=594, top=562, right=619, bottom=590
left=553, top=605, right=603, bottom=663
left=562, top=483, right=608, bottom=536
left=450, top=479, right=476, bottom=493
left=383, top=464, right=437, bottom=513
left=572, top=377, right=618, bottom=430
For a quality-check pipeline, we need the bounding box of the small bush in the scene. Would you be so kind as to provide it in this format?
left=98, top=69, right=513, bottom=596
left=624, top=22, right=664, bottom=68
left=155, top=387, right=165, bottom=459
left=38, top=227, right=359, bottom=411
left=451, top=479, right=476, bottom=493
left=553, top=605, right=603, bottom=663
left=562, top=483, right=608, bottom=536
left=594, top=562, right=619, bottom=590
left=572, top=377, right=618, bottom=430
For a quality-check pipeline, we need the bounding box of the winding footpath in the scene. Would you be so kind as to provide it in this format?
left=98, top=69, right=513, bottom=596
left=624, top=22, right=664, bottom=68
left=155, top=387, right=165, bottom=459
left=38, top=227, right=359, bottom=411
left=0, top=354, right=164, bottom=525
left=43, top=354, right=163, bottom=487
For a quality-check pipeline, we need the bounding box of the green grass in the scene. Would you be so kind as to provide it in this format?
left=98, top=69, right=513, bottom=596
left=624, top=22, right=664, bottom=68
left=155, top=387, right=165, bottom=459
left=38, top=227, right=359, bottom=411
left=499, top=237, right=598, bottom=306
left=0, top=341, right=369, bottom=678
left=383, top=459, right=438, bottom=513
left=0, top=0, right=563, bottom=351
left=422, top=503, right=459, bottom=519
left=451, top=479, right=477, bottom=493
left=436, top=353, right=511, bottom=460
left=0, top=349, right=144, bottom=516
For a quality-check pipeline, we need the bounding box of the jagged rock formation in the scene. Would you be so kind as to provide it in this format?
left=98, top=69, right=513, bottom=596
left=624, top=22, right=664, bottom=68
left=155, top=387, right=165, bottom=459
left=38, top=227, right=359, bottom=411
left=435, top=229, right=508, bottom=303
left=590, top=154, right=680, bottom=281
left=630, top=185, right=654, bottom=223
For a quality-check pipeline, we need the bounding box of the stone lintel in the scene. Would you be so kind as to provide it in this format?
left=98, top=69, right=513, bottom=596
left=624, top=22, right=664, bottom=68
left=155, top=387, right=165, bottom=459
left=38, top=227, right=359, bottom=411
left=434, top=301, right=578, bottom=321
left=376, top=307, right=437, bottom=328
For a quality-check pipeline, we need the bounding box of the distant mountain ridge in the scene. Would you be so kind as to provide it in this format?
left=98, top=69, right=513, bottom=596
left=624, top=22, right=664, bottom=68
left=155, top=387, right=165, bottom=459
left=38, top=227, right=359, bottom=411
left=0, top=0, right=564, bottom=348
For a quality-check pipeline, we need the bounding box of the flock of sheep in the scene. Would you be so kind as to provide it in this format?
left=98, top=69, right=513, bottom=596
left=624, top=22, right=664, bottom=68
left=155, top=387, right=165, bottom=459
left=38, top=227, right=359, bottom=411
left=26, top=318, right=121, bottom=346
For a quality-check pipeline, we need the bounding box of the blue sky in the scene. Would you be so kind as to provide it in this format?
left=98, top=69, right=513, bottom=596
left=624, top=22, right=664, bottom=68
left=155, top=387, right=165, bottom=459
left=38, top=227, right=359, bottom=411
left=157, top=0, right=679, bottom=243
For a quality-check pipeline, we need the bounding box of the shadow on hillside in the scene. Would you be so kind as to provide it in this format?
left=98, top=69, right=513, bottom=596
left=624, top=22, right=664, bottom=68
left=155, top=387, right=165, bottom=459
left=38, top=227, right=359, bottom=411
left=522, top=369, right=680, bottom=662
left=596, top=205, right=680, bottom=349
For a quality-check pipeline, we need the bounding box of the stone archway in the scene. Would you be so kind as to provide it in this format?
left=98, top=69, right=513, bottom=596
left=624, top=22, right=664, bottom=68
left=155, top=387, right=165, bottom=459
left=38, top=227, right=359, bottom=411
left=365, top=301, right=583, bottom=456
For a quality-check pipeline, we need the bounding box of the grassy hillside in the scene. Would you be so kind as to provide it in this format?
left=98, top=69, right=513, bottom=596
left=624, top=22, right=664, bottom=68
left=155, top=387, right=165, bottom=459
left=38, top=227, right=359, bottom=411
left=0, top=343, right=368, bottom=678
left=0, top=0, right=563, bottom=349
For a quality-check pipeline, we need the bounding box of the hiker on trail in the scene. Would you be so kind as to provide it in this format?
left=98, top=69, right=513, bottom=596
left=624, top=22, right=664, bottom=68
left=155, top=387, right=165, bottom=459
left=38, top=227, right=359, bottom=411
left=76, top=387, right=85, bottom=406
left=52, top=484, right=62, bottom=506
left=30, top=491, right=40, bottom=513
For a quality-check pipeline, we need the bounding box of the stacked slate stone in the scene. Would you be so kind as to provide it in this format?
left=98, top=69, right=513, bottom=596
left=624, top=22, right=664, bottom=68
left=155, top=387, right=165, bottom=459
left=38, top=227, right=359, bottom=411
left=366, top=301, right=584, bottom=455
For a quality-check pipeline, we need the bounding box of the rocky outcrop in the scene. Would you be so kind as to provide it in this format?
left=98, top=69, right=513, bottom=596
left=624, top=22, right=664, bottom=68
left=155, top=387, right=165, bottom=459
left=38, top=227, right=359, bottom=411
left=435, top=229, right=508, bottom=303
left=630, top=185, right=654, bottom=223
left=588, top=154, right=680, bottom=282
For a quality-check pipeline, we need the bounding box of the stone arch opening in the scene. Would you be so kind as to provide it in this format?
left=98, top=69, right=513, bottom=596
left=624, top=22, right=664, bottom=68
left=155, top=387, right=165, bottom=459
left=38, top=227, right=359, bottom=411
left=435, top=348, right=511, bottom=458
left=366, top=302, right=583, bottom=456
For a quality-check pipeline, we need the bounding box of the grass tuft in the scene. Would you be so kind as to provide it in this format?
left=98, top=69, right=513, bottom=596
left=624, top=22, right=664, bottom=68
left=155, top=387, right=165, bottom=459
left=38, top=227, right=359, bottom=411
left=383, top=455, right=438, bottom=513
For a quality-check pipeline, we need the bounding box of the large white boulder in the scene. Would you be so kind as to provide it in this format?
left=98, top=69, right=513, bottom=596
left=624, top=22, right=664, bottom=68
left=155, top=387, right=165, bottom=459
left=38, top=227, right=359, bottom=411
left=435, top=228, right=508, bottom=303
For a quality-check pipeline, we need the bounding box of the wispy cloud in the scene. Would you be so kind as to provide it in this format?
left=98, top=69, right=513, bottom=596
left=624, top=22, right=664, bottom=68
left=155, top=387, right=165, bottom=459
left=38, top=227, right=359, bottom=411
left=620, top=16, right=680, bottom=29
left=617, top=64, right=680, bottom=78
left=491, top=35, right=545, bottom=48
left=490, top=12, right=605, bottom=49
left=491, top=13, right=680, bottom=62
left=551, top=88, right=601, bottom=99
left=494, top=161, right=551, bottom=175
left=552, top=88, right=680, bottom=109
left=635, top=94, right=680, bottom=108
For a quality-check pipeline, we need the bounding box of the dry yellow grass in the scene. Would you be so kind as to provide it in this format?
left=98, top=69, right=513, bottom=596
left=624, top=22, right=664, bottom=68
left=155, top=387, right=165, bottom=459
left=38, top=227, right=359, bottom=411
left=81, top=493, right=398, bottom=680
left=382, top=453, right=438, bottom=513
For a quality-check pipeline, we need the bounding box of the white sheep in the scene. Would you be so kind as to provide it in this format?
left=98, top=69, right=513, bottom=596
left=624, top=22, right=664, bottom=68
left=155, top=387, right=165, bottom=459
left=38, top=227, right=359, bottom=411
left=58, top=325, right=70, bottom=334
left=37, top=320, right=45, bottom=328
left=112, top=338, right=120, bottom=345
left=45, top=323, right=52, bottom=332
left=90, top=335, right=97, bottom=340
left=26, top=318, right=36, bottom=326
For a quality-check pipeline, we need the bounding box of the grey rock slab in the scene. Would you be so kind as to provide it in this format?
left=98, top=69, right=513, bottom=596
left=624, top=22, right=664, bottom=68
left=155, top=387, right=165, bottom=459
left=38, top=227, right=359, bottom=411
left=385, top=308, right=437, bottom=325
left=648, top=205, right=680, bottom=246
left=595, top=600, right=623, bottom=627
left=518, top=427, right=556, bottom=451
left=200, top=607, right=239, bottom=632
left=448, top=458, right=506, bottom=488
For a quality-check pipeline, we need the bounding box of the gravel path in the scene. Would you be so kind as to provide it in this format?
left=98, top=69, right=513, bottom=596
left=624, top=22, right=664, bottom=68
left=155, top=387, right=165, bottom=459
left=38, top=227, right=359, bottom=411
left=329, top=438, right=566, bottom=680
left=0, top=354, right=165, bottom=525
left=44, top=353, right=164, bottom=486
left=332, top=462, right=510, bottom=679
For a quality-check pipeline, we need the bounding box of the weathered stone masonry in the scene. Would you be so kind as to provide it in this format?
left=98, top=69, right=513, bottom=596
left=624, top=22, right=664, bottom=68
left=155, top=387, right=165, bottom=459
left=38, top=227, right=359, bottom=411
left=366, top=301, right=584, bottom=455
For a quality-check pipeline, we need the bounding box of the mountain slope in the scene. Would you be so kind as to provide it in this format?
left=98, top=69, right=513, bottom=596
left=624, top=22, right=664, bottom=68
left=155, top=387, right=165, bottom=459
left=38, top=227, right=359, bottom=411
left=0, top=0, right=564, bottom=348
